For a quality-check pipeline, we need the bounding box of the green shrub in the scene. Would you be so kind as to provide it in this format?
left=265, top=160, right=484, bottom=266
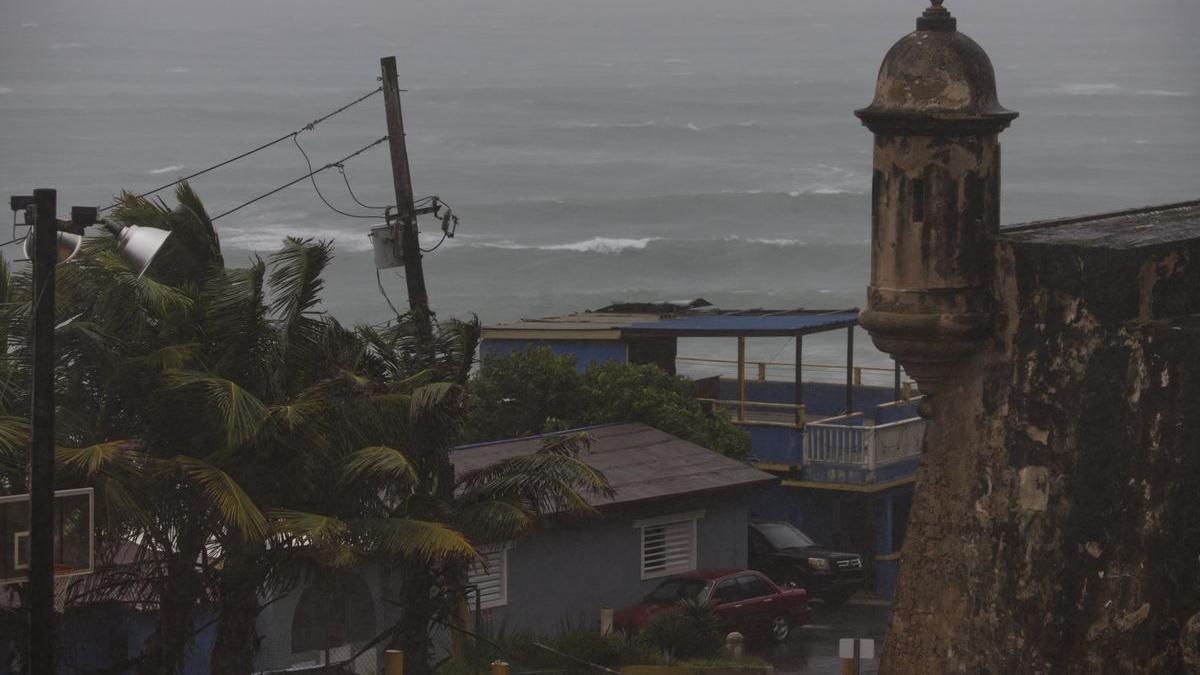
left=639, top=599, right=723, bottom=664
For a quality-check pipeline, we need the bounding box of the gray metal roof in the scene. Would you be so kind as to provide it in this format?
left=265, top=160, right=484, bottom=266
left=623, top=310, right=859, bottom=337
left=482, top=307, right=860, bottom=339
left=999, top=200, right=1200, bottom=249
left=452, top=423, right=775, bottom=510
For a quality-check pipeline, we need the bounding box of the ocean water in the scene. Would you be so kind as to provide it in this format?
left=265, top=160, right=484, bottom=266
left=1, top=0, right=1197, bottom=374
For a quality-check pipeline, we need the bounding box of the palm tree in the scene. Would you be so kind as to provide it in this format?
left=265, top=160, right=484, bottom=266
left=0, top=183, right=614, bottom=675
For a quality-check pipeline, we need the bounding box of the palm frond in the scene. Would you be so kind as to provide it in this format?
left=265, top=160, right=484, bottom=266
left=0, top=415, right=28, bottom=477
left=339, top=446, right=418, bottom=488
left=57, top=440, right=141, bottom=479
left=267, top=238, right=332, bottom=323
left=270, top=509, right=349, bottom=541
left=409, top=382, right=462, bottom=429
left=125, top=344, right=198, bottom=372
left=269, top=510, right=356, bottom=567
left=457, top=452, right=614, bottom=516
left=166, top=371, right=269, bottom=447
left=164, top=455, right=267, bottom=541
left=356, top=517, right=474, bottom=561
left=453, top=499, right=536, bottom=544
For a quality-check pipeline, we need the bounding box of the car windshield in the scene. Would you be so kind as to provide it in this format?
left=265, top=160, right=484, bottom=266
left=755, top=522, right=817, bottom=549
left=645, top=578, right=710, bottom=603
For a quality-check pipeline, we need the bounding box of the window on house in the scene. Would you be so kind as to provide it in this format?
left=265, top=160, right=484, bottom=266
left=467, top=545, right=508, bottom=609
left=636, top=511, right=703, bottom=580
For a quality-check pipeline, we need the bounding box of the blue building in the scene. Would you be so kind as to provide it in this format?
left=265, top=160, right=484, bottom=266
left=481, top=302, right=925, bottom=598
left=452, top=422, right=774, bottom=634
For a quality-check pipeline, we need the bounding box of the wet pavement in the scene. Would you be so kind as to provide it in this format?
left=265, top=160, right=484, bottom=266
left=751, top=595, right=890, bottom=674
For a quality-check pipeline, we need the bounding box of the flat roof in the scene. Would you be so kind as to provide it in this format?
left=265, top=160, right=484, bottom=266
left=998, top=199, right=1200, bottom=249
left=482, top=306, right=860, bottom=339
left=623, top=310, right=859, bottom=337
left=452, top=423, right=775, bottom=511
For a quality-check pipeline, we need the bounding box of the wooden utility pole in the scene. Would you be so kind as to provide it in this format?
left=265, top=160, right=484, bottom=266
left=29, top=189, right=58, bottom=675
left=380, top=56, right=434, bottom=344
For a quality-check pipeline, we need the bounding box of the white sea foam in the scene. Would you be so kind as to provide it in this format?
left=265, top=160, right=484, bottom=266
left=561, top=119, right=759, bottom=132
left=148, top=165, right=184, bottom=175
left=1056, top=82, right=1121, bottom=95
left=20, top=22, right=39, bottom=28
left=166, top=67, right=190, bottom=74
left=50, top=43, right=87, bottom=50
left=790, top=187, right=863, bottom=196
left=1138, top=89, right=1192, bottom=97
left=725, top=235, right=808, bottom=247
left=482, top=237, right=659, bottom=253
left=0, top=86, right=12, bottom=95
left=745, top=237, right=807, bottom=246
left=1036, top=83, right=1192, bottom=98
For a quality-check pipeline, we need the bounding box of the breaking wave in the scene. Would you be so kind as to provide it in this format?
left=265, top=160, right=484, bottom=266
left=481, top=237, right=660, bottom=253
left=1039, top=83, right=1193, bottom=97
left=559, top=119, right=762, bottom=132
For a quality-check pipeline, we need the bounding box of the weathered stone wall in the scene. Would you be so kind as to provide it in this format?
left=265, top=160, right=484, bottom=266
left=881, top=230, right=1200, bottom=674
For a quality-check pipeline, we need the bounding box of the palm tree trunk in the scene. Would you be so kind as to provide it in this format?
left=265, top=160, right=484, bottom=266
left=391, top=564, right=440, bottom=675
left=137, top=547, right=205, bottom=675
left=210, top=554, right=265, bottom=675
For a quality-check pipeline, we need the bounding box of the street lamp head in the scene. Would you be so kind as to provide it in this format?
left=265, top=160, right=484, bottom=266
left=23, top=229, right=82, bottom=265
left=107, top=223, right=171, bottom=279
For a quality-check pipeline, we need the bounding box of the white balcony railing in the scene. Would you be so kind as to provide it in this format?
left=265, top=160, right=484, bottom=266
left=803, top=417, right=925, bottom=469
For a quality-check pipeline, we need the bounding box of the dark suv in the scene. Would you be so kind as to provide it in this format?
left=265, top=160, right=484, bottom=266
left=748, top=521, right=865, bottom=604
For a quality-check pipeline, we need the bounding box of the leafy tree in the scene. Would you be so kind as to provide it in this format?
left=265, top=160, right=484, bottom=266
left=0, top=184, right=612, bottom=675
left=464, top=348, right=750, bottom=458
left=464, top=347, right=584, bottom=441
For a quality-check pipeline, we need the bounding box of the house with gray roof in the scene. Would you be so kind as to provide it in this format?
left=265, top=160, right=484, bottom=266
left=453, top=422, right=775, bottom=634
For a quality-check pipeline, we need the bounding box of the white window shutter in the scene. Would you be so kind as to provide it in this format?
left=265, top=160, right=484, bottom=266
left=640, top=519, right=697, bottom=579
left=467, top=545, right=507, bottom=609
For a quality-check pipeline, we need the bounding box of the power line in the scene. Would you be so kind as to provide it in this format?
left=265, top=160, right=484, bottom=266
left=99, top=86, right=383, bottom=212
left=210, top=136, right=389, bottom=222
left=337, top=163, right=388, bottom=210
left=292, top=134, right=382, bottom=220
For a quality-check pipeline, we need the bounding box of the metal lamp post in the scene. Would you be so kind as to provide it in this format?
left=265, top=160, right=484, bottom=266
left=15, top=189, right=170, bottom=674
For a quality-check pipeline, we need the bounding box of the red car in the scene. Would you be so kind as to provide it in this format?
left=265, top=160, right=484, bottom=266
left=613, top=569, right=808, bottom=642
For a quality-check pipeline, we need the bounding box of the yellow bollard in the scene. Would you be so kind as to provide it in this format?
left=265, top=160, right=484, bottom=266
left=491, top=660, right=510, bottom=675
left=599, top=607, right=613, bottom=636
left=384, top=650, right=404, bottom=675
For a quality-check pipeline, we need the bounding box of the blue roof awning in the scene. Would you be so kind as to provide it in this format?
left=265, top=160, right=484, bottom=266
left=622, top=310, right=859, bottom=337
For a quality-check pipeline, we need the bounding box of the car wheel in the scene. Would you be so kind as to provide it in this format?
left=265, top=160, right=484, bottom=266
left=770, top=615, right=791, bottom=643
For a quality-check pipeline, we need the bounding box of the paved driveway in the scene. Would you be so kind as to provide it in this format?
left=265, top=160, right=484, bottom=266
left=752, top=596, right=890, bottom=674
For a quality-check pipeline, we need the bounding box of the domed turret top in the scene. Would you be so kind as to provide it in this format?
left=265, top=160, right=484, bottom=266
left=855, top=1, right=1017, bottom=134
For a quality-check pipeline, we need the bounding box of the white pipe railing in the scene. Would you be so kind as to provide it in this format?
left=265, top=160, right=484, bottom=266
left=804, top=417, right=925, bottom=468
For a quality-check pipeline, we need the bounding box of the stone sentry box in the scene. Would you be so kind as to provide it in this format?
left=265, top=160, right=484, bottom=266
left=852, top=3, right=1200, bottom=674
left=854, top=0, right=1016, bottom=400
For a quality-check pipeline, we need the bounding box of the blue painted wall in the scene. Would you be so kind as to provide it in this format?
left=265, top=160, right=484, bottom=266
left=484, top=493, right=749, bottom=635
left=745, top=426, right=804, bottom=464
left=0, top=605, right=213, bottom=675
left=481, top=339, right=627, bottom=373
left=748, top=482, right=914, bottom=600
left=717, top=380, right=903, bottom=418
left=252, top=562, right=399, bottom=673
